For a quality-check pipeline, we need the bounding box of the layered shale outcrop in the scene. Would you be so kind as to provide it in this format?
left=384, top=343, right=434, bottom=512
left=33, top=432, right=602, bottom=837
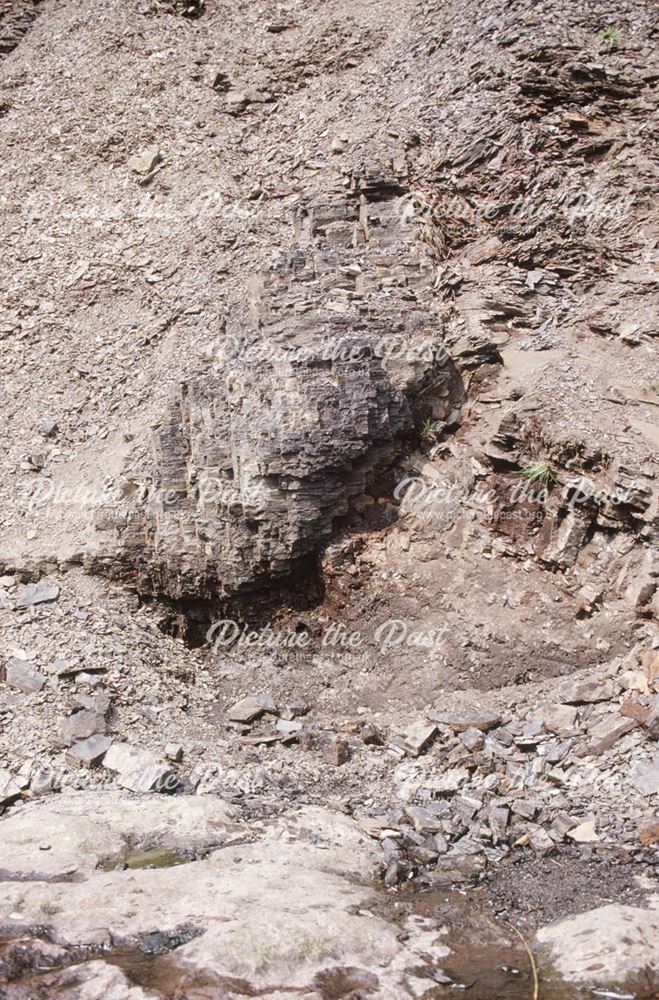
left=91, top=169, right=465, bottom=603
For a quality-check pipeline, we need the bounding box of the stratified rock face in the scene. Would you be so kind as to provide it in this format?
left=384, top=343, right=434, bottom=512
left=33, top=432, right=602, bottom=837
left=0, top=0, right=40, bottom=57
left=93, top=169, right=464, bottom=601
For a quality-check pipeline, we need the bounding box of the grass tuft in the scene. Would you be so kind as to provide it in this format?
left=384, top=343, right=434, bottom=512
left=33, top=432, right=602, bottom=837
left=601, top=25, right=622, bottom=49
left=520, top=461, right=554, bottom=487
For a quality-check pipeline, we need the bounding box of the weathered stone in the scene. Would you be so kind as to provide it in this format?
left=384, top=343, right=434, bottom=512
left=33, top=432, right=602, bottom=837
left=0, top=792, right=242, bottom=879
left=103, top=743, right=176, bottom=793
left=0, top=768, right=21, bottom=806
left=399, top=721, right=438, bottom=757
left=584, top=717, right=637, bottom=755
left=321, top=736, right=349, bottom=766
left=276, top=718, right=303, bottom=736
left=422, top=767, right=469, bottom=795
left=429, top=709, right=501, bottom=732
left=227, top=696, right=266, bottom=724
left=405, top=806, right=444, bottom=834
left=91, top=176, right=464, bottom=606
left=15, top=581, right=59, bottom=608
left=66, top=735, right=112, bottom=767
left=528, top=826, right=555, bottom=855
left=629, top=755, right=659, bottom=797
left=459, top=727, right=485, bottom=751
left=559, top=676, right=614, bottom=704
left=638, top=818, right=659, bottom=845
left=127, top=145, right=161, bottom=174
left=361, top=722, right=385, bottom=746
left=35, top=961, right=154, bottom=1000
left=567, top=819, right=599, bottom=843
left=537, top=703, right=579, bottom=737
left=59, top=709, right=106, bottom=747
left=5, top=658, right=46, bottom=693
left=0, top=803, right=449, bottom=994
left=641, top=649, right=659, bottom=689
left=488, top=805, right=509, bottom=841
left=428, top=853, right=485, bottom=886
left=550, top=812, right=577, bottom=840
left=536, top=905, right=659, bottom=986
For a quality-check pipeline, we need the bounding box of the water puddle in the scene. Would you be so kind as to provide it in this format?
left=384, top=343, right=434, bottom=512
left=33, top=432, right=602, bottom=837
left=124, top=847, right=190, bottom=870
left=388, top=886, right=656, bottom=1000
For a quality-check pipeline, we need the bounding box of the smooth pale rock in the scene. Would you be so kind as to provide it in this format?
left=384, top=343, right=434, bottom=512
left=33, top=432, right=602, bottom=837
left=103, top=742, right=175, bottom=792
left=0, top=791, right=241, bottom=878
left=126, top=146, right=160, bottom=174
left=38, top=960, right=157, bottom=1000
left=567, top=819, right=599, bottom=843
left=630, top=754, right=659, bottom=797
left=536, top=905, right=659, bottom=986
left=0, top=804, right=449, bottom=996
left=0, top=768, right=21, bottom=806
left=400, top=721, right=437, bottom=756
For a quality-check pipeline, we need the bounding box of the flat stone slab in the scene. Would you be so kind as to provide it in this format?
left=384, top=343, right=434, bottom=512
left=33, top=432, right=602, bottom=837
left=103, top=742, right=175, bottom=792
left=0, top=802, right=449, bottom=995
left=428, top=709, right=502, bottom=732
left=66, top=734, right=112, bottom=767
left=536, top=904, right=659, bottom=986
left=0, top=791, right=242, bottom=879
left=15, top=581, right=60, bottom=608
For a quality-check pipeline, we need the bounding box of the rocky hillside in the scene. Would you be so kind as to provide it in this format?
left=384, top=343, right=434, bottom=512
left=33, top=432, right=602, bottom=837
left=0, top=1, right=657, bottom=998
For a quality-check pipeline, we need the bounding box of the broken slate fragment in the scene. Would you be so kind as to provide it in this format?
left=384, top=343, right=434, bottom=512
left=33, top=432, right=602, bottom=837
left=59, top=710, right=106, bottom=747
left=361, top=722, right=385, bottom=746
left=5, top=658, right=46, bottom=694
left=559, top=676, right=614, bottom=704
left=15, top=582, right=59, bottom=608
left=459, top=727, right=485, bottom=751
left=66, top=735, right=112, bottom=768
left=276, top=718, right=302, bottom=737
left=428, top=709, right=501, bottom=732
left=422, top=767, right=469, bottom=795
left=528, top=826, right=555, bottom=855
left=399, top=721, right=438, bottom=757
left=227, top=695, right=266, bottom=724
left=321, top=736, right=349, bottom=766
left=405, top=806, right=444, bottom=834
left=567, top=819, right=600, bottom=843
left=488, top=806, right=510, bottom=841
left=537, top=703, right=579, bottom=737
left=629, top=756, right=659, bottom=797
